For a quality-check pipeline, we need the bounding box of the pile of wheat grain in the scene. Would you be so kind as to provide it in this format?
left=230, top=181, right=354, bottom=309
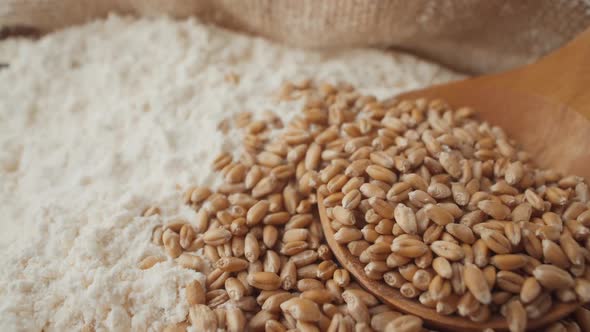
left=144, top=81, right=590, bottom=332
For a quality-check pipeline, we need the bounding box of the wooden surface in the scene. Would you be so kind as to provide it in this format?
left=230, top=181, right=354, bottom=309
left=318, top=194, right=579, bottom=331
left=316, top=28, right=590, bottom=331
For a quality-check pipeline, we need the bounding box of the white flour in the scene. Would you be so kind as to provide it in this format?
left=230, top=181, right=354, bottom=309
left=0, top=15, right=461, bottom=331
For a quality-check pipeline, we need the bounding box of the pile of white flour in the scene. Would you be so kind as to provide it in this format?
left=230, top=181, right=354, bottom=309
left=0, top=15, right=461, bottom=331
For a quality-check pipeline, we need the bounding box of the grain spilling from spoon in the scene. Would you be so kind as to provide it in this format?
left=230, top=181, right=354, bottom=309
left=143, top=81, right=589, bottom=332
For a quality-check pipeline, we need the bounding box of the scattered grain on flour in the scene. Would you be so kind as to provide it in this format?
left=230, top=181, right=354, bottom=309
left=0, top=15, right=460, bottom=331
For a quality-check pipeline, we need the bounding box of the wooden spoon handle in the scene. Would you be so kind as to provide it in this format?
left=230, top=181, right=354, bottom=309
left=495, top=27, right=590, bottom=120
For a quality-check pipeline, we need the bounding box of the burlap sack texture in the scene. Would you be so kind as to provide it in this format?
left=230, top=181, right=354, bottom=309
left=1, top=0, right=590, bottom=74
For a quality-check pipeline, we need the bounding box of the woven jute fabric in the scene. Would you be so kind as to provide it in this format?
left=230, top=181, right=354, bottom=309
left=1, top=0, right=590, bottom=73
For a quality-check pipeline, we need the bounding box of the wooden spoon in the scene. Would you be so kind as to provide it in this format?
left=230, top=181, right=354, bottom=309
left=318, top=28, right=590, bottom=331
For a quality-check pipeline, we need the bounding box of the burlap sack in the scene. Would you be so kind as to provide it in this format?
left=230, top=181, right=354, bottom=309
left=1, top=0, right=589, bottom=73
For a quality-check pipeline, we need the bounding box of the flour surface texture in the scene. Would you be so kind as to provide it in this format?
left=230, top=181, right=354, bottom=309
left=0, top=16, right=460, bottom=331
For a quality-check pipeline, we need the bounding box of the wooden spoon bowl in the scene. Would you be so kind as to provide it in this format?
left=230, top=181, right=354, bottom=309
left=318, top=195, right=578, bottom=331
left=318, top=28, right=590, bottom=331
